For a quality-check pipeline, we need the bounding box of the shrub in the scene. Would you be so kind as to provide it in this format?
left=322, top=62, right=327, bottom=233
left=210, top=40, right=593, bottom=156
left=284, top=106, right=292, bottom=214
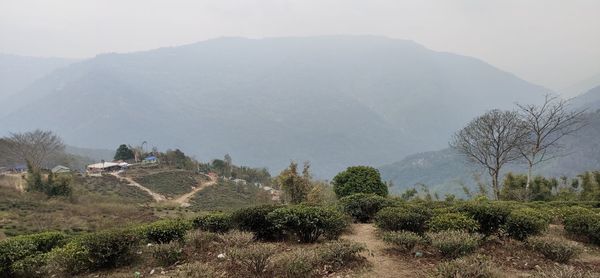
left=317, top=240, right=366, bottom=270
left=231, top=205, right=283, bottom=240
left=382, top=231, right=423, bottom=253
left=332, top=166, right=388, bottom=198
left=434, top=254, right=499, bottom=278
left=457, top=202, right=511, bottom=236
left=531, top=265, right=595, bottom=278
left=193, top=212, right=233, bottom=233
left=228, top=243, right=277, bottom=277
left=267, top=205, right=348, bottom=243
left=428, top=213, right=480, bottom=233
left=338, top=193, right=391, bottom=223
left=185, top=230, right=219, bottom=253
left=588, top=221, right=600, bottom=245
left=505, top=208, right=549, bottom=240
left=527, top=236, right=581, bottom=263
left=273, top=249, right=317, bottom=278
left=374, top=206, right=431, bottom=233
left=46, top=229, right=139, bottom=274
left=0, top=231, right=66, bottom=276
left=427, top=230, right=482, bottom=259
left=552, top=206, right=593, bottom=223
left=563, top=213, right=600, bottom=241
left=152, top=242, right=184, bottom=266
left=138, top=219, right=192, bottom=243
left=11, top=253, right=49, bottom=278
left=175, top=262, right=218, bottom=278
left=218, top=230, right=255, bottom=248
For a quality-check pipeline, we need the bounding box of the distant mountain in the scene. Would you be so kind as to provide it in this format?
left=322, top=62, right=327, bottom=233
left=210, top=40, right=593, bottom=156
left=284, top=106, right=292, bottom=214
left=0, top=36, right=549, bottom=177
left=380, top=86, right=600, bottom=195
left=0, top=54, right=76, bottom=116
left=65, top=145, right=115, bottom=162
left=561, top=73, right=600, bottom=98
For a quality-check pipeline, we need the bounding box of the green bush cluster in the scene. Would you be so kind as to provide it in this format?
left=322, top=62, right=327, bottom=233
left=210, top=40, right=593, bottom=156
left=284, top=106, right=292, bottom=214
left=564, top=212, right=600, bottom=245
left=332, top=166, right=388, bottom=198
left=526, top=236, right=581, bottom=263
left=427, top=230, right=482, bottom=259
left=46, top=229, right=140, bottom=274
left=267, top=205, right=348, bottom=243
left=505, top=208, right=549, bottom=240
left=231, top=205, right=284, bottom=240
left=0, top=232, right=66, bottom=276
left=427, top=213, right=480, bottom=233
left=192, top=212, right=233, bottom=233
left=138, top=219, right=192, bottom=243
left=152, top=242, right=185, bottom=266
left=381, top=231, right=423, bottom=253
left=434, top=254, right=498, bottom=278
left=374, top=206, right=432, bottom=233
left=457, top=202, right=511, bottom=236
left=338, top=193, right=391, bottom=223
left=316, top=240, right=366, bottom=270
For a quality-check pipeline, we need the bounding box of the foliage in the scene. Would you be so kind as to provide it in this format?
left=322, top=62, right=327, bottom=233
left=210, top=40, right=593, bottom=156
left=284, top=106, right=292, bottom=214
left=427, top=230, right=482, bottom=259
left=374, top=206, right=431, bottom=233
left=26, top=169, right=72, bottom=197
left=563, top=212, right=600, bottom=238
left=527, top=236, right=581, bottom=263
left=134, top=170, right=199, bottom=198
left=228, top=243, right=277, bottom=277
left=381, top=231, right=423, bottom=253
left=501, top=173, right=557, bottom=201
left=457, top=202, right=511, bottom=236
left=231, top=205, right=284, bottom=240
left=184, top=230, right=219, bottom=253
left=218, top=230, right=255, bottom=249
left=531, top=265, right=595, bottom=278
left=267, top=205, right=349, bottom=243
left=137, top=219, right=192, bottom=243
left=276, top=161, right=313, bottom=204
left=316, top=240, right=366, bottom=270
left=427, top=213, right=480, bottom=233
left=505, top=208, right=549, bottom=240
left=175, top=262, right=218, bottom=278
left=192, top=212, right=232, bottom=233
left=338, top=193, right=391, bottom=223
left=188, top=179, right=273, bottom=212
left=113, top=144, right=134, bottom=161
left=273, top=249, right=317, bottom=278
left=46, top=229, right=140, bottom=274
left=152, top=242, right=184, bottom=266
left=332, top=166, right=388, bottom=198
left=11, top=252, right=49, bottom=278
left=434, top=254, right=499, bottom=278
left=0, top=232, right=66, bottom=276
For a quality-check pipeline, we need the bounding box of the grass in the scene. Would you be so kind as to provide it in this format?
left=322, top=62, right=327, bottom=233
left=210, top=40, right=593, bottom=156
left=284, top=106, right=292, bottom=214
left=74, top=175, right=154, bottom=203
left=188, top=180, right=274, bottom=212
left=132, top=170, right=204, bottom=198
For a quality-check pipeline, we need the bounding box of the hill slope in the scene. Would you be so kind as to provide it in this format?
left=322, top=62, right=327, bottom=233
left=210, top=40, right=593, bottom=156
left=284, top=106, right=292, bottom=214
left=0, top=36, right=548, bottom=177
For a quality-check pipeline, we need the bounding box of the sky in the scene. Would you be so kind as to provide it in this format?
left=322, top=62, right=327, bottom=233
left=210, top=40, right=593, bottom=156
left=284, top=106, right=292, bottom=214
left=1, top=0, right=599, bottom=95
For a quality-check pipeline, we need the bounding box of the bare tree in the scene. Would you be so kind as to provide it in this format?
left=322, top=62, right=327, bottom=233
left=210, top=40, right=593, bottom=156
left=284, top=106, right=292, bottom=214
left=450, top=110, right=528, bottom=199
left=517, top=95, right=587, bottom=194
left=0, top=130, right=65, bottom=170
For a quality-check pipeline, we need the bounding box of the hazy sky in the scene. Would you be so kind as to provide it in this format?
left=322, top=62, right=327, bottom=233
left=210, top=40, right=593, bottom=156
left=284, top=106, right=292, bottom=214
left=1, top=0, right=599, bottom=93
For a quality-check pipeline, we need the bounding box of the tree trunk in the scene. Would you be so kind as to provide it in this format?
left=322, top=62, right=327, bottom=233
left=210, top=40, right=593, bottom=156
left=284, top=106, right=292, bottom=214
left=492, top=172, right=500, bottom=200
left=526, top=162, right=533, bottom=200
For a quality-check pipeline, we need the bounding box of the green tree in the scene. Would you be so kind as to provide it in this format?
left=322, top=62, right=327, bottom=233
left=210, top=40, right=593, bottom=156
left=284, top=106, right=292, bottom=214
left=113, top=144, right=134, bottom=161
left=276, top=161, right=313, bottom=204
left=332, top=166, right=388, bottom=198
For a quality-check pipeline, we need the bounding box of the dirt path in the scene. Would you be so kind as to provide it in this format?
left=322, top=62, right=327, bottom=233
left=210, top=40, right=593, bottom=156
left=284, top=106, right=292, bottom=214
left=173, top=177, right=217, bottom=207
left=111, top=173, right=167, bottom=202
left=342, top=224, right=425, bottom=278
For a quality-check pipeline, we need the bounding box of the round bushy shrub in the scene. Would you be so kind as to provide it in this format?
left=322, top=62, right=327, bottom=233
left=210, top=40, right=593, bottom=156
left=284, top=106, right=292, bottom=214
left=192, top=212, right=232, bottom=233
left=0, top=231, right=66, bottom=276
left=563, top=212, right=600, bottom=239
left=273, top=249, right=317, bottom=278
left=382, top=231, right=423, bottom=253
left=316, top=240, right=366, bottom=270
left=138, top=219, right=192, bottom=243
left=551, top=206, right=593, bottom=223
left=526, top=236, right=581, bottom=263
left=505, top=208, right=549, bottom=240
left=152, top=242, right=184, bottom=266
left=374, top=206, right=431, bottom=233
left=427, top=213, right=480, bottom=233
left=46, top=229, right=140, bottom=274
left=231, top=205, right=283, bottom=240
left=589, top=221, right=600, bottom=245
left=434, top=254, right=498, bottom=278
left=338, top=193, right=391, bottom=223
left=427, top=230, right=482, bottom=259
left=332, top=166, right=388, bottom=198
left=457, top=202, right=511, bottom=236
left=267, top=205, right=349, bottom=243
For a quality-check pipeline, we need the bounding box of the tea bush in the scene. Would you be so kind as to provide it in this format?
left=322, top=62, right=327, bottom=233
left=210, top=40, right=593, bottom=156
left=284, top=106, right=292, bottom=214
left=427, top=230, right=482, bottom=259
left=0, top=231, right=66, bottom=276
left=152, top=242, right=185, bottom=266
left=138, top=219, right=192, bottom=243
left=175, top=262, right=218, bottom=278
left=317, top=240, right=366, bottom=270
left=218, top=230, right=255, bottom=248
left=427, top=213, right=480, bottom=233
left=563, top=212, right=600, bottom=244
left=434, top=254, right=499, bottom=278
left=382, top=231, right=423, bottom=253
left=273, top=249, right=317, bottom=278
left=374, top=206, right=431, bottom=233
left=193, top=212, right=233, bottom=233
left=527, top=236, right=581, bottom=263
left=531, top=265, right=595, bottom=278
left=231, top=205, right=283, bottom=240
left=505, top=208, right=549, bottom=240
left=184, top=230, right=219, bottom=253
left=338, top=193, right=391, bottom=223
left=267, top=205, right=348, bottom=243
left=457, top=202, right=511, bottom=236
left=11, top=252, right=49, bottom=278
left=228, top=243, right=277, bottom=277
left=46, top=229, right=140, bottom=274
